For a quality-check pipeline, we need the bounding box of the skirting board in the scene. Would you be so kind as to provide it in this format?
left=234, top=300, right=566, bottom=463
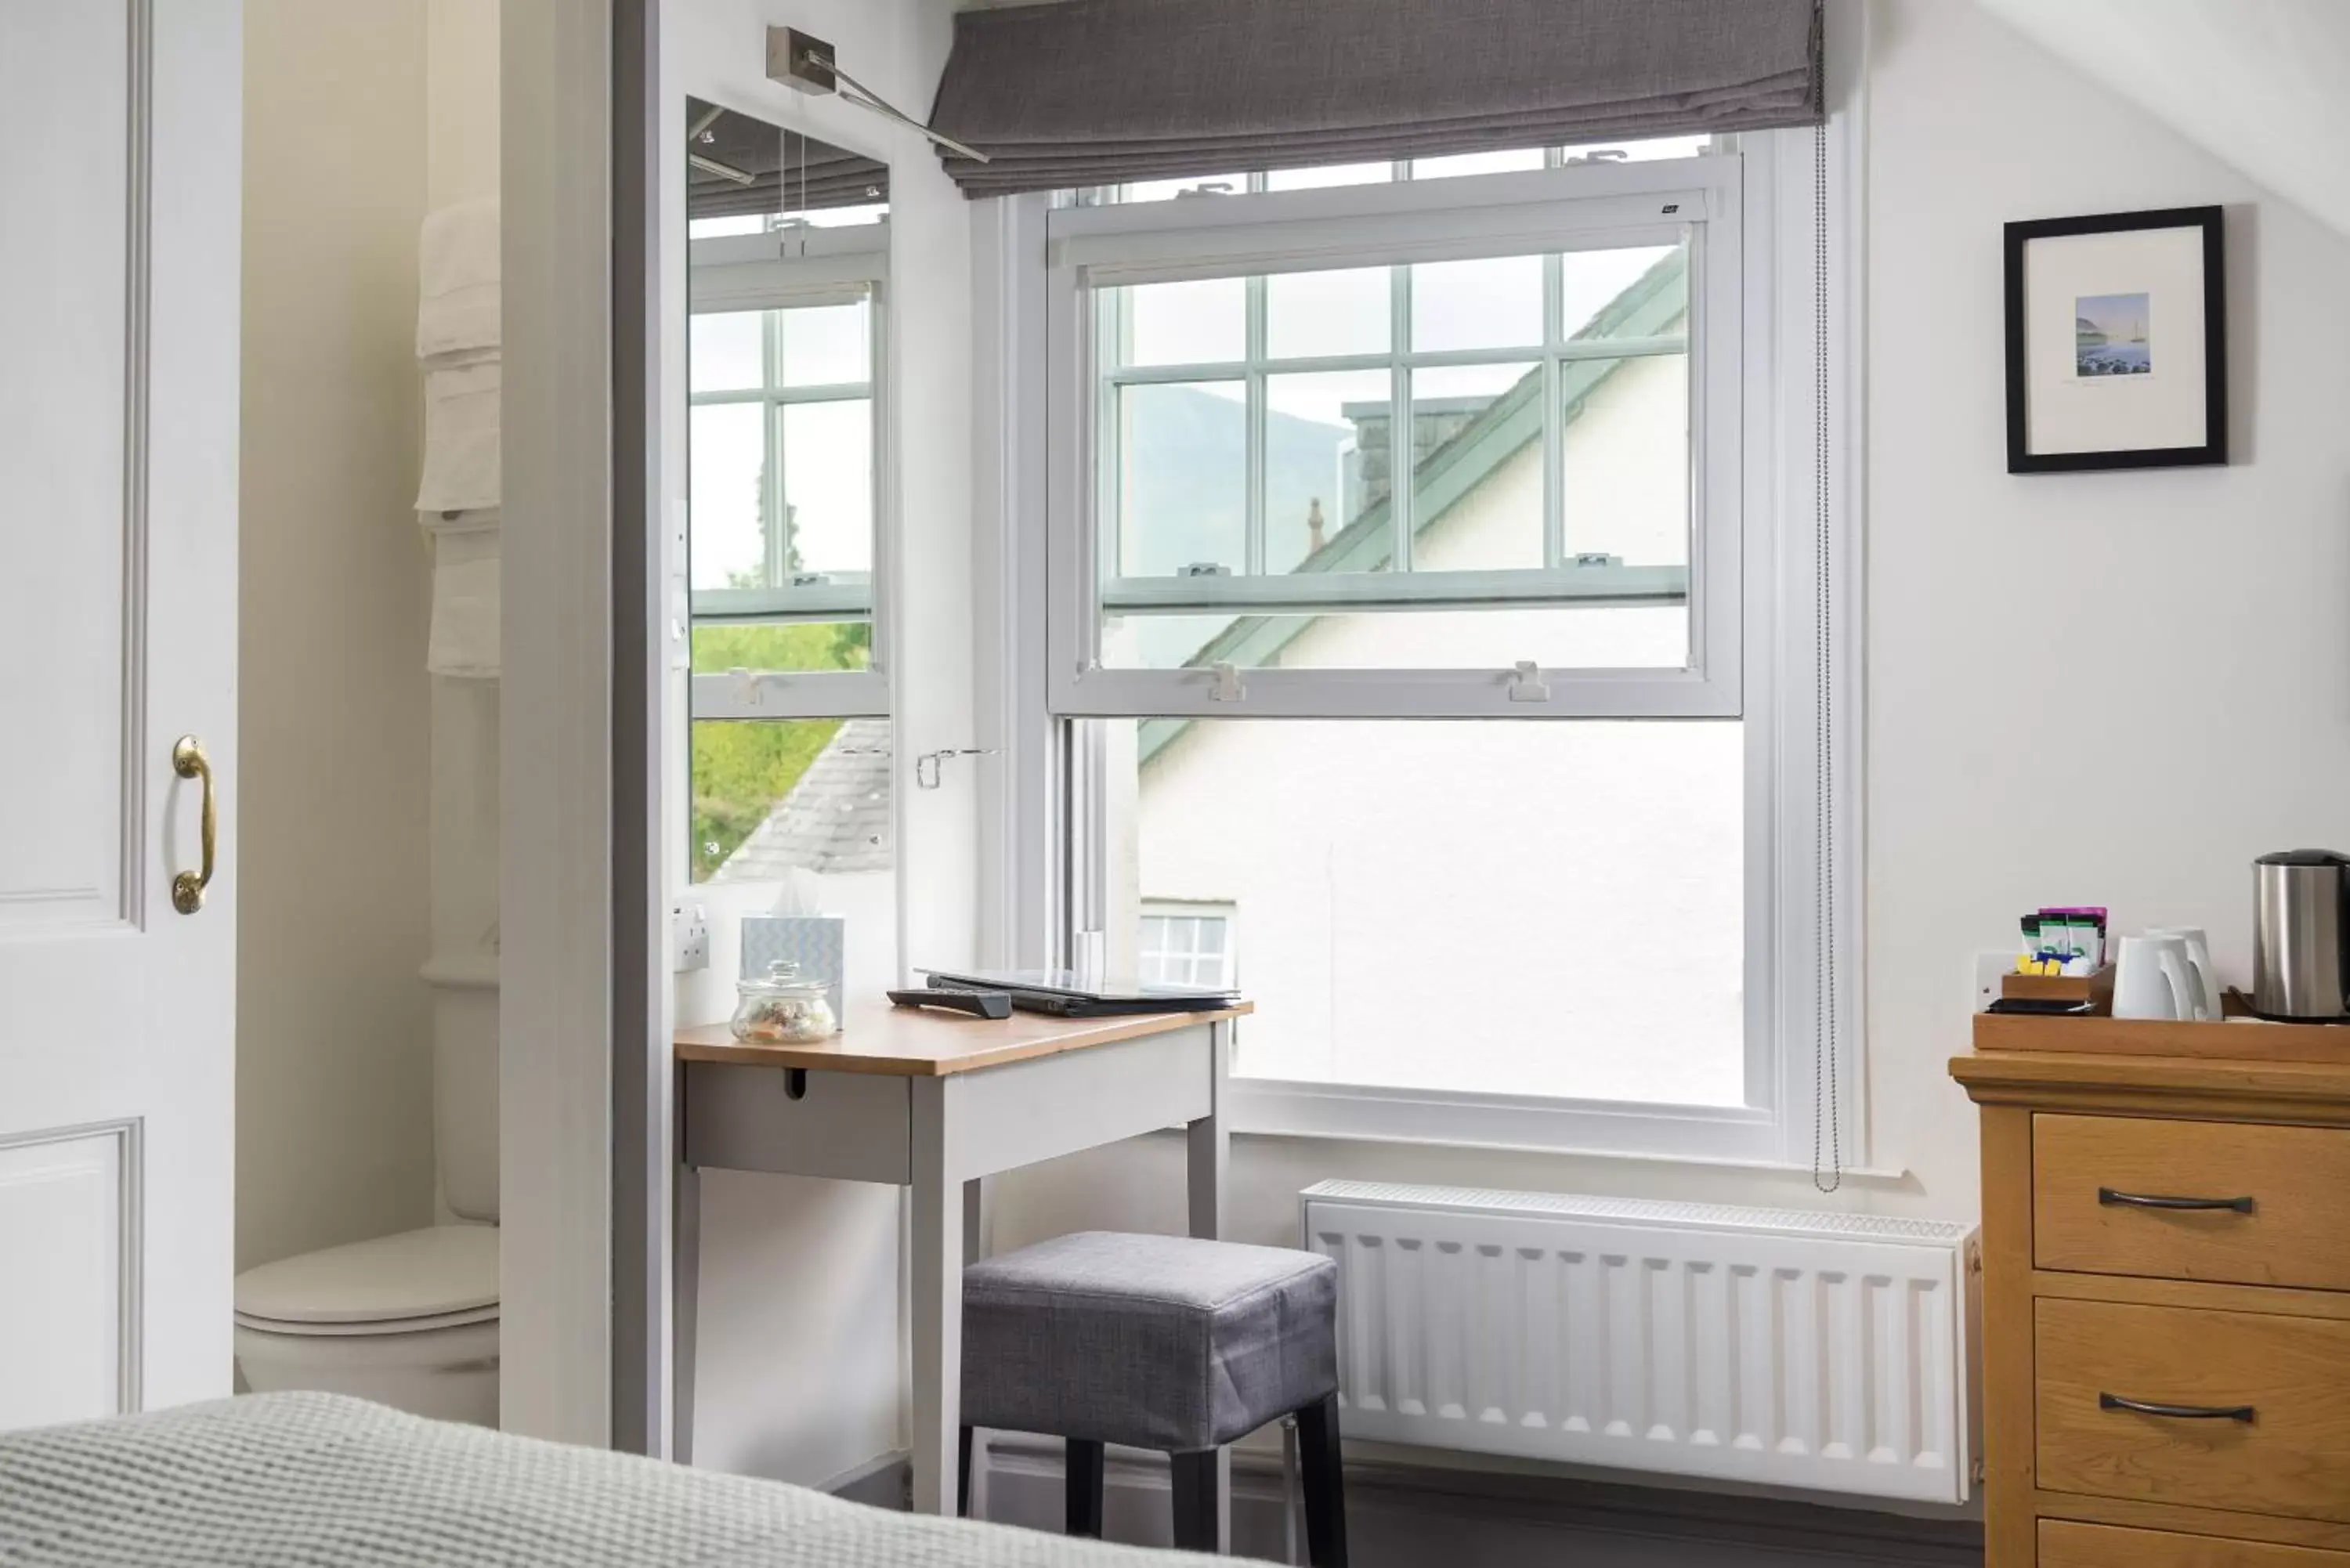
left=974, top=1435, right=1983, bottom=1568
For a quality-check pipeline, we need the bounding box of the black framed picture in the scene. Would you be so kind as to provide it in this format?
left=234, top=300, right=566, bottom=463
left=2003, top=205, right=2226, bottom=473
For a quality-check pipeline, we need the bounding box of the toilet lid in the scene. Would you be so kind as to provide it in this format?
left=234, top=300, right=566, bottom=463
left=234, top=1224, right=497, bottom=1328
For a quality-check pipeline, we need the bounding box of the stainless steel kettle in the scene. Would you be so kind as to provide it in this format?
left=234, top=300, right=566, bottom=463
left=2252, top=849, right=2350, bottom=1020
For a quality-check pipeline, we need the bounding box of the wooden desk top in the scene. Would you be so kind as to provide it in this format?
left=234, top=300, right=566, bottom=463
left=676, top=998, right=1250, bottom=1078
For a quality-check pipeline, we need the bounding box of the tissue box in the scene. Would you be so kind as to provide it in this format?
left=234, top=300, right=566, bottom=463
left=739, top=915, right=846, bottom=1021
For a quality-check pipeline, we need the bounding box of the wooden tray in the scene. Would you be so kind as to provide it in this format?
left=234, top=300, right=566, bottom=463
left=1973, top=989, right=2350, bottom=1065
left=2001, top=964, right=2113, bottom=1012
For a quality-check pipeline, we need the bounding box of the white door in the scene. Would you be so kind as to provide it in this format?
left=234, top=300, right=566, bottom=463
left=0, top=1, right=240, bottom=1428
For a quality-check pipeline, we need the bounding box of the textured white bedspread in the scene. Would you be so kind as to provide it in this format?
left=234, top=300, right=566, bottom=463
left=0, top=1393, right=1222, bottom=1566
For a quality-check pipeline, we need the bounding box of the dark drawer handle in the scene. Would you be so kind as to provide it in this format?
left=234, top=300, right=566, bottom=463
left=2100, top=1393, right=2256, bottom=1422
left=2098, top=1187, right=2254, bottom=1213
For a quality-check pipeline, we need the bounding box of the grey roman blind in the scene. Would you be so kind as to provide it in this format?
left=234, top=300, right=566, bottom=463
left=928, top=0, right=1821, bottom=197
left=687, top=99, right=890, bottom=217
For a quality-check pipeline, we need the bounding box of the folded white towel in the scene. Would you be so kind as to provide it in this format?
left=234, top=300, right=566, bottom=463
left=421, top=510, right=500, bottom=678
left=418, top=198, right=501, bottom=360
left=416, top=357, right=500, bottom=512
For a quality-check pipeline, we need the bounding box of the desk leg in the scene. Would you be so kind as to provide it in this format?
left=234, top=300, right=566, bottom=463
left=961, top=1176, right=992, bottom=1517
left=673, top=1061, right=700, bottom=1468
left=910, top=1077, right=964, bottom=1516
left=1185, top=1019, right=1232, bottom=1552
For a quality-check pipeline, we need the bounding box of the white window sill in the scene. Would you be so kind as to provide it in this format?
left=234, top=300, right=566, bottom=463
left=1224, top=1075, right=1905, bottom=1183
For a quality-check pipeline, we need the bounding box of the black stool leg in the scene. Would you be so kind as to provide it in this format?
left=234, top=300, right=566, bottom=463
left=957, top=1426, right=974, bottom=1519
left=1296, top=1394, right=1347, bottom=1568
left=1169, top=1449, right=1222, bottom=1553
left=1065, top=1439, right=1105, bottom=1537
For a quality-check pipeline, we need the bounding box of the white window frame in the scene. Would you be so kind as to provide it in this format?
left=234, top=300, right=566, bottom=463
left=1047, top=156, right=1743, bottom=722
left=1137, top=898, right=1238, bottom=991
left=688, top=222, right=891, bottom=721
left=977, top=100, right=1864, bottom=1170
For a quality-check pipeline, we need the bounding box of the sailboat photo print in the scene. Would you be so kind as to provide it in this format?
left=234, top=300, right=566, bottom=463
left=2073, top=291, right=2151, bottom=377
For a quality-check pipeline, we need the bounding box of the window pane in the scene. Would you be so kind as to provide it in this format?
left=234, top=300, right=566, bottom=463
left=778, top=298, right=869, bottom=387
left=1115, top=276, right=1246, bottom=367
left=1265, top=267, right=1390, bottom=360
left=1265, top=161, right=1393, bottom=191
left=691, top=717, right=892, bottom=886
left=1412, top=254, right=1542, bottom=352
left=689, top=310, right=764, bottom=392
left=687, top=401, right=766, bottom=590
left=1111, top=381, right=1245, bottom=579
left=780, top=400, right=873, bottom=576
left=1101, top=718, right=1744, bottom=1104
left=1560, top=134, right=1713, bottom=164
left=1118, top=173, right=1246, bottom=203
left=689, top=214, right=768, bottom=239
left=691, top=621, right=873, bottom=675
left=1409, top=147, right=1546, bottom=180
left=1412, top=362, right=1542, bottom=569
left=799, top=202, right=889, bottom=229
left=1264, top=368, right=1390, bottom=573
left=1101, top=605, right=1687, bottom=671
left=1564, top=243, right=1687, bottom=341
left=1565, top=352, right=1689, bottom=567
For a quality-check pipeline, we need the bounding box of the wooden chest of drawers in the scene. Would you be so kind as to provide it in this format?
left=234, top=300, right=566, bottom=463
left=1952, top=1050, right=2350, bottom=1568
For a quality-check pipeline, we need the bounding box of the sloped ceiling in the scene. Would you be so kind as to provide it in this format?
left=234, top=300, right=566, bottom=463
left=1973, top=0, right=2350, bottom=238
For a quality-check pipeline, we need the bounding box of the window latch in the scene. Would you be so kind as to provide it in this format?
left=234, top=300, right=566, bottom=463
left=914, top=747, right=1000, bottom=790
left=1506, top=661, right=1550, bottom=703
left=1207, top=662, right=1246, bottom=703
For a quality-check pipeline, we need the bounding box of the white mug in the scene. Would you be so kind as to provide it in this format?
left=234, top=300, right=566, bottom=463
left=2145, top=927, right=2218, bottom=1020
left=2113, top=934, right=2197, bottom=1021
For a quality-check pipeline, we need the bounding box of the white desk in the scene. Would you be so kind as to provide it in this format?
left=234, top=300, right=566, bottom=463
left=673, top=1000, right=1246, bottom=1526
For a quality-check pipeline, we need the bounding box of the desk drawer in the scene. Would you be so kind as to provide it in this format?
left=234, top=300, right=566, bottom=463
left=2042, top=1521, right=2350, bottom=1568
left=2037, top=1298, right=2350, bottom=1523
left=2034, top=1115, right=2350, bottom=1290
left=682, top=1063, right=912, bottom=1183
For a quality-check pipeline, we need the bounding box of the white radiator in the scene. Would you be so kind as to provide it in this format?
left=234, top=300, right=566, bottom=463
left=1300, top=1182, right=1979, bottom=1504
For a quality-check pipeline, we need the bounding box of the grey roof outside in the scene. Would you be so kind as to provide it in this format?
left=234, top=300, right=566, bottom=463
left=711, top=717, right=893, bottom=880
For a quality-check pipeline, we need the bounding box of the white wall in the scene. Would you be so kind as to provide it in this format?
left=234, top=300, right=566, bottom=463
left=989, top=0, right=2350, bottom=1476
left=427, top=0, right=502, bottom=211
left=662, top=0, right=971, bottom=1487
left=237, top=2, right=436, bottom=1273
left=1972, top=0, right=2350, bottom=242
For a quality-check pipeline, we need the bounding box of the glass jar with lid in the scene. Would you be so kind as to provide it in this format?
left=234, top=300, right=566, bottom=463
left=728, top=959, right=839, bottom=1043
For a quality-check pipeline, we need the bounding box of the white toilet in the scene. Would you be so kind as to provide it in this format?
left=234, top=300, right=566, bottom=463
left=235, top=981, right=500, bottom=1424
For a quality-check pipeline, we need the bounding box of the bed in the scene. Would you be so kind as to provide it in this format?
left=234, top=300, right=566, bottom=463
left=0, top=1393, right=1234, bottom=1566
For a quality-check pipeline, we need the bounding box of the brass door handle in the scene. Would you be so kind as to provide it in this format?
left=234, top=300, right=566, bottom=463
left=172, top=735, right=215, bottom=915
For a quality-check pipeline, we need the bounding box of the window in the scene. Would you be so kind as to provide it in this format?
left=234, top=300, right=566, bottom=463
left=688, top=255, right=879, bottom=623
left=1136, top=900, right=1236, bottom=990
left=1050, top=152, right=1743, bottom=724
left=994, top=128, right=1859, bottom=1165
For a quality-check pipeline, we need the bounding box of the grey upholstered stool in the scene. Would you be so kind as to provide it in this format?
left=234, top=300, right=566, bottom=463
left=956, top=1230, right=1346, bottom=1563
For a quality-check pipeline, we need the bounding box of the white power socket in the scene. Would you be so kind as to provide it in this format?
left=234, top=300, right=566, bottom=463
left=1972, top=950, right=2014, bottom=1013
left=672, top=901, right=711, bottom=973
